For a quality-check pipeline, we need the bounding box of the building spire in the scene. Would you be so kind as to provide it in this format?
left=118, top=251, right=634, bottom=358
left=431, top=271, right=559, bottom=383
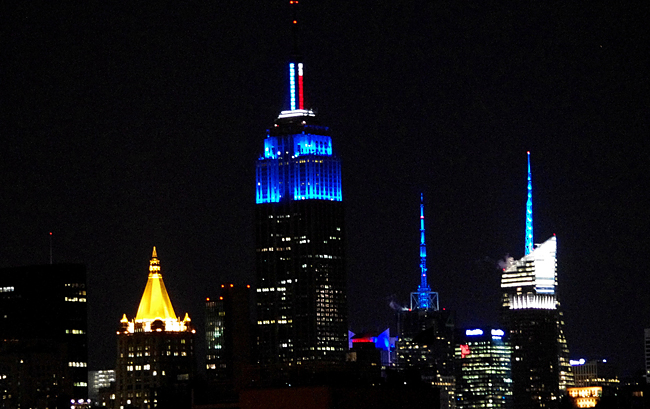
left=418, top=193, right=430, bottom=300
left=288, top=0, right=304, bottom=111
left=137, top=247, right=177, bottom=321
left=525, top=151, right=533, bottom=255
left=410, top=194, right=439, bottom=311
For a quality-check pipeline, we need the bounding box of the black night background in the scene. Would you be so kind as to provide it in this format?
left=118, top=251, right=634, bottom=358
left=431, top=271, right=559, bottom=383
left=1, top=0, right=648, bottom=377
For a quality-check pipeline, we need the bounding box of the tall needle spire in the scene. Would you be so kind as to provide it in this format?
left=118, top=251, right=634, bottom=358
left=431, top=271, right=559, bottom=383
left=418, top=193, right=430, bottom=307
left=525, top=151, right=533, bottom=255
left=410, top=194, right=438, bottom=311
left=288, top=0, right=304, bottom=110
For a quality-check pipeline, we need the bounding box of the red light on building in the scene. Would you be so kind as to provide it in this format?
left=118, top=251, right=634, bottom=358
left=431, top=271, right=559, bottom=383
left=460, top=344, right=470, bottom=358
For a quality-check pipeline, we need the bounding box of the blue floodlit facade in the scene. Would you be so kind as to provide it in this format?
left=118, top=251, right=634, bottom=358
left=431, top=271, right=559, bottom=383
left=256, top=112, right=342, bottom=204
left=525, top=152, right=533, bottom=255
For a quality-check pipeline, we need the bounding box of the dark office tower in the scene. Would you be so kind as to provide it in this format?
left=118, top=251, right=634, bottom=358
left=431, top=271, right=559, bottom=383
left=205, top=284, right=252, bottom=390
left=115, top=248, right=195, bottom=409
left=254, top=1, right=347, bottom=373
left=499, top=153, right=573, bottom=409
left=396, top=195, right=455, bottom=409
left=0, top=263, right=88, bottom=407
left=455, top=328, right=513, bottom=409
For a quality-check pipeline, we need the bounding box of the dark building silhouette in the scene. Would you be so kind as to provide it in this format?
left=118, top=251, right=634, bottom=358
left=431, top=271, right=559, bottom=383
left=0, top=263, right=88, bottom=408
left=205, top=284, right=253, bottom=391
left=254, top=1, right=347, bottom=376
left=115, top=248, right=195, bottom=409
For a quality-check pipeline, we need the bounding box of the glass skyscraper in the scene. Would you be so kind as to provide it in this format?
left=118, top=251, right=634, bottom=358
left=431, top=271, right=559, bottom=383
left=455, top=328, right=513, bottom=409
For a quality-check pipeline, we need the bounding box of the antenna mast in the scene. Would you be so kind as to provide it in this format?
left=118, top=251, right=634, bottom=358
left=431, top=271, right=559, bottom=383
left=410, top=194, right=439, bottom=310
left=288, top=0, right=304, bottom=111
left=525, top=152, right=533, bottom=255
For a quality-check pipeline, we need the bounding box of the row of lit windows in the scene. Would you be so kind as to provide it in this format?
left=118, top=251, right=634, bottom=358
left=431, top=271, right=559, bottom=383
left=65, top=297, right=86, bottom=302
left=258, top=247, right=291, bottom=252
left=0, top=287, right=14, bottom=292
left=68, top=362, right=87, bottom=367
left=257, top=287, right=287, bottom=293
left=126, top=364, right=151, bottom=371
left=258, top=319, right=292, bottom=325
left=66, top=329, right=85, bottom=335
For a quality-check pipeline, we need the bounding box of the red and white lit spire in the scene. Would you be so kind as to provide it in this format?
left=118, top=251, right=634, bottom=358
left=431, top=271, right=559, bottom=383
left=288, top=0, right=304, bottom=111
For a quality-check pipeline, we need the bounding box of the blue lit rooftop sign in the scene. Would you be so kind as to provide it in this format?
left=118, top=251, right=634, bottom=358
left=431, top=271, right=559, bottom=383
left=466, top=329, right=484, bottom=336
left=491, top=329, right=505, bottom=337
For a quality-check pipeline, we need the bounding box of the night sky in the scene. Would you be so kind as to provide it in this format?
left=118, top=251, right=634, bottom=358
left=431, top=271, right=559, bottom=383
left=2, top=1, right=648, bottom=375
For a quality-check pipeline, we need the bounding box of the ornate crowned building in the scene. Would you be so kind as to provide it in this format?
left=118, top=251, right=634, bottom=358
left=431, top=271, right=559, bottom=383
left=115, top=247, right=195, bottom=409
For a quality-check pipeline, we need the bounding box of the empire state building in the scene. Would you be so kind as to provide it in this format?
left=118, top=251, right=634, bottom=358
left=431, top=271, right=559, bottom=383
left=254, top=0, right=348, bottom=373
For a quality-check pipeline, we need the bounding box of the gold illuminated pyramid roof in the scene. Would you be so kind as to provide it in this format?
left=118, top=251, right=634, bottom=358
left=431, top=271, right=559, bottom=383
left=135, top=247, right=177, bottom=321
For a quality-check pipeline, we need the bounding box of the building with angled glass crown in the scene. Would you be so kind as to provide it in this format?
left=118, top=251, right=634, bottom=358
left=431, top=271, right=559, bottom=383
left=499, top=153, right=573, bottom=409
left=115, top=247, right=195, bottom=408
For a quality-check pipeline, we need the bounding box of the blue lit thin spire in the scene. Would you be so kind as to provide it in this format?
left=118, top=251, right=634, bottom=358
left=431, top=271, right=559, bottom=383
left=417, top=193, right=431, bottom=309
left=409, top=194, right=439, bottom=310
left=525, top=151, right=533, bottom=255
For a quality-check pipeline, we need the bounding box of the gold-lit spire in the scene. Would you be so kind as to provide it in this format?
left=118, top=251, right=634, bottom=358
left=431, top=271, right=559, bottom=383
left=135, top=247, right=177, bottom=321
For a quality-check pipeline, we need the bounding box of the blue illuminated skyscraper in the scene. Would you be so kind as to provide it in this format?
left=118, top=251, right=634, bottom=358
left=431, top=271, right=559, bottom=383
left=254, top=0, right=347, bottom=374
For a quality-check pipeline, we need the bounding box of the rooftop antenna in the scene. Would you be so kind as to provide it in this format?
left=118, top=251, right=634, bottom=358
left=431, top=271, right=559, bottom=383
left=410, top=193, right=439, bottom=311
left=525, top=151, right=533, bottom=255
left=49, top=232, right=53, bottom=264
left=288, top=0, right=304, bottom=111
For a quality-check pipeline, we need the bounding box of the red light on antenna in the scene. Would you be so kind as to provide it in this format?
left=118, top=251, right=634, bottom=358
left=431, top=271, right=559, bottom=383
left=219, top=297, right=223, bottom=300
left=527, top=151, right=530, bottom=154
left=221, top=284, right=224, bottom=288
left=293, top=20, right=297, bottom=24
left=230, top=284, right=234, bottom=287
left=50, top=232, right=53, bottom=235
left=206, top=297, right=210, bottom=301
left=247, top=285, right=250, bottom=288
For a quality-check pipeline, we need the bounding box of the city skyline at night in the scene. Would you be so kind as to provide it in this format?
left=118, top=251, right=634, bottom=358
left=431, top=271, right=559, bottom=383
left=1, top=0, right=647, bottom=385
